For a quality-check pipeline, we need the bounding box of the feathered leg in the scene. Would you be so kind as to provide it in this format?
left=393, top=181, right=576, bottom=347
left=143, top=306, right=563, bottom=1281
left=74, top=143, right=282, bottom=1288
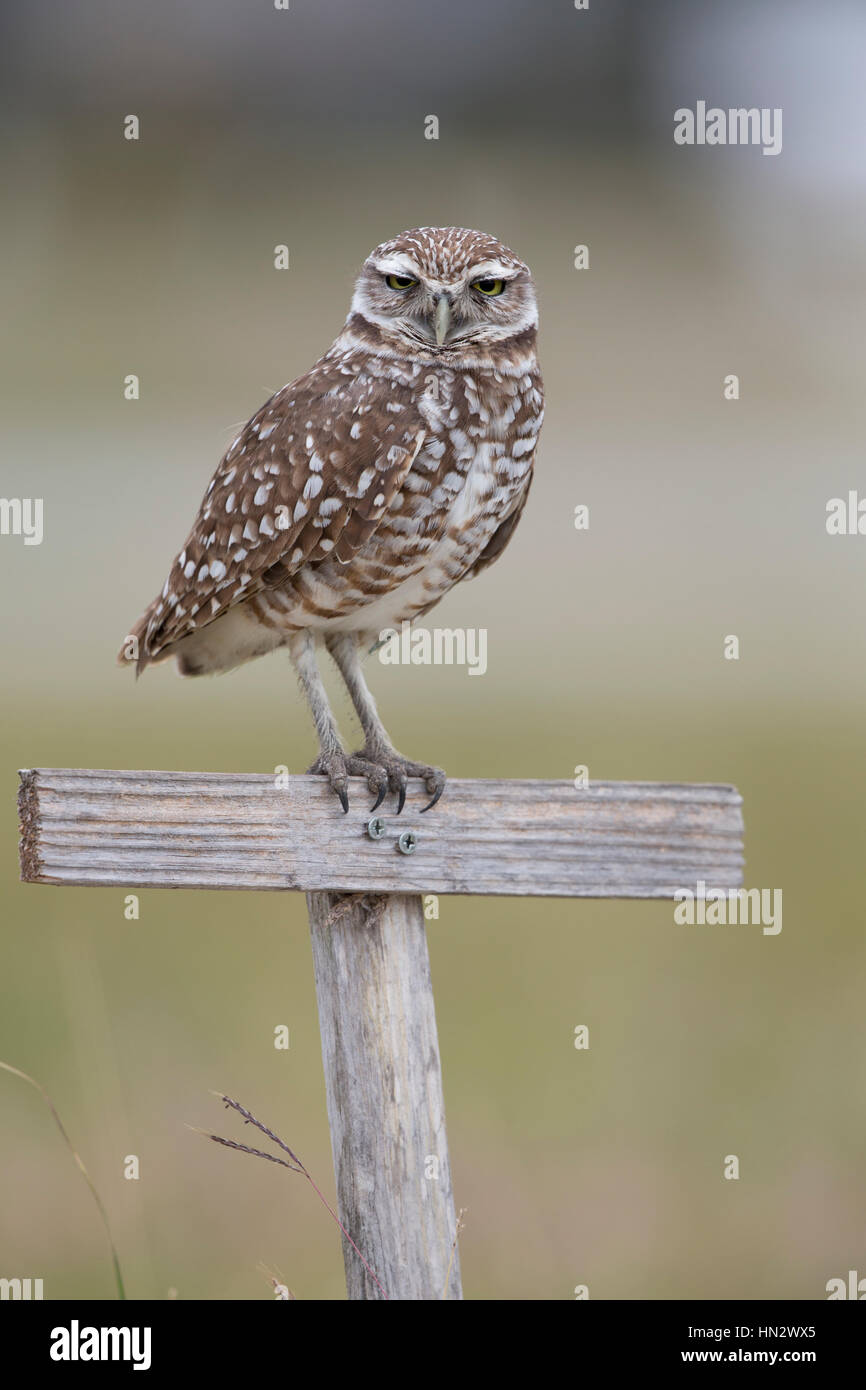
left=325, top=632, right=445, bottom=814
left=289, top=631, right=351, bottom=812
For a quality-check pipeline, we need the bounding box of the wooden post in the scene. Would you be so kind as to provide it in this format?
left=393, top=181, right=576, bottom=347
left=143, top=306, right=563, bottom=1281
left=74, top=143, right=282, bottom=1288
left=18, top=768, right=744, bottom=1301
left=307, top=892, right=460, bottom=1300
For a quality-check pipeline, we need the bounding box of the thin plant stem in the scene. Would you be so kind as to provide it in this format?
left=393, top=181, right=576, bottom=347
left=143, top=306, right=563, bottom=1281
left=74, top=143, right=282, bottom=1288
left=195, top=1092, right=389, bottom=1299
left=0, top=1060, right=126, bottom=1300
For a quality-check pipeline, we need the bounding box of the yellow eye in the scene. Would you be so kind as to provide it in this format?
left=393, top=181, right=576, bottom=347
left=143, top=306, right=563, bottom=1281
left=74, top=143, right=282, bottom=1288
left=472, top=277, right=505, bottom=296
left=386, top=273, right=418, bottom=290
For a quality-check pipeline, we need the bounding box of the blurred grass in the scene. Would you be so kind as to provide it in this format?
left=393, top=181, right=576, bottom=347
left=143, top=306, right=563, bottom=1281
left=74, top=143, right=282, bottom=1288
left=2, top=691, right=864, bottom=1299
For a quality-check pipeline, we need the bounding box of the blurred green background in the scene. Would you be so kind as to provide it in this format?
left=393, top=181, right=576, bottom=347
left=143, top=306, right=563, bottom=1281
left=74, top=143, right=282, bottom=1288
left=1, top=0, right=864, bottom=1299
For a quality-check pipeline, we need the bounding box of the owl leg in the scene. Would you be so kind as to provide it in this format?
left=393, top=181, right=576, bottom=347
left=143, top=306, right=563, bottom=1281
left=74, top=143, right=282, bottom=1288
left=325, top=632, right=446, bottom=814
left=288, top=630, right=352, bottom=813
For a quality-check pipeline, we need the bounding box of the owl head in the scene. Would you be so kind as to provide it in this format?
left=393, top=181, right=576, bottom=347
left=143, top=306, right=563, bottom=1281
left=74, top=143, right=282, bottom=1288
left=350, top=226, right=538, bottom=352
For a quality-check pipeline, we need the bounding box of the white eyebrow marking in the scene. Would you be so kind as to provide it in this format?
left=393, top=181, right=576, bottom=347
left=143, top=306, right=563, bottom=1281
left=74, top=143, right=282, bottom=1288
left=467, top=261, right=518, bottom=280
left=371, top=255, right=423, bottom=279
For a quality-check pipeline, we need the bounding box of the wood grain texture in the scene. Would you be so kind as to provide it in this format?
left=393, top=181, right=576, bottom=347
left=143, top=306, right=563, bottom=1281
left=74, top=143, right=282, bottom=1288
left=18, top=769, right=744, bottom=897
left=307, top=891, right=461, bottom=1300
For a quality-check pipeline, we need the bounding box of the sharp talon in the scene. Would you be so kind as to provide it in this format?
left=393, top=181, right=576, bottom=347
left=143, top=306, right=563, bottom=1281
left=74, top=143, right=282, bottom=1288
left=420, top=784, right=444, bottom=813
left=337, top=786, right=349, bottom=814
left=395, top=784, right=406, bottom=815
left=369, top=785, right=386, bottom=812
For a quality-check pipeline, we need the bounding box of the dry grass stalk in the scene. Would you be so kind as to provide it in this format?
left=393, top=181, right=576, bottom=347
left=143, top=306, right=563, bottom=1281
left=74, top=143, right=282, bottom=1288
left=0, top=1059, right=126, bottom=1299
left=192, top=1091, right=389, bottom=1299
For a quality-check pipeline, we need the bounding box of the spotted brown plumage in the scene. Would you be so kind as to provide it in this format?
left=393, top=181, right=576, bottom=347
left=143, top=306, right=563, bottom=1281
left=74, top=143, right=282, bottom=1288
left=121, top=227, right=544, bottom=812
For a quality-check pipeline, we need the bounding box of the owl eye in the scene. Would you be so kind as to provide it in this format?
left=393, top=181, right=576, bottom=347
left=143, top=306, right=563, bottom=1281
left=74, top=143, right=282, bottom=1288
left=385, top=273, right=418, bottom=290
left=472, top=277, right=505, bottom=296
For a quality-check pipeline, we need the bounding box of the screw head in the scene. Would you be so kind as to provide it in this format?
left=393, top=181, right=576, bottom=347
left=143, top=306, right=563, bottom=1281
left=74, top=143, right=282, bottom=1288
left=397, top=830, right=418, bottom=856
left=367, top=817, right=387, bottom=840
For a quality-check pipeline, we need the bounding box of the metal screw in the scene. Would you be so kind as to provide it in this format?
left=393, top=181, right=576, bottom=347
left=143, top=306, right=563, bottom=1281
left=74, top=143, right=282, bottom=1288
left=367, top=816, right=387, bottom=840
left=397, top=830, right=418, bottom=855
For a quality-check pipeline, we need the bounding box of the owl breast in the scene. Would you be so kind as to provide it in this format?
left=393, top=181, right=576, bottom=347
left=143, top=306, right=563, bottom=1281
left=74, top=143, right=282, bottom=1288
left=245, top=363, right=543, bottom=636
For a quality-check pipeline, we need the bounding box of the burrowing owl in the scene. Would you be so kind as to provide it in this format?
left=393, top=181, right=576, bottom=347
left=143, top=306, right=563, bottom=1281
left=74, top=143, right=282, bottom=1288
left=121, top=227, right=544, bottom=813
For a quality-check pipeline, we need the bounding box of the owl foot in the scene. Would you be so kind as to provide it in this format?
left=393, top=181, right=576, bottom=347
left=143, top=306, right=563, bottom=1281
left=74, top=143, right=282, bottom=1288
left=305, top=750, right=392, bottom=814
left=308, top=749, right=445, bottom=814
left=353, top=748, right=446, bottom=815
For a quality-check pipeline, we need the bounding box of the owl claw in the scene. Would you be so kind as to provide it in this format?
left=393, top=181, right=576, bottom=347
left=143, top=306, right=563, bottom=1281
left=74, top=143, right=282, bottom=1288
left=395, top=782, right=407, bottom=816
left=369, top=784, right=387, bottom=813
left=420, top=782, right=445, bottom=813
left=307, top=752, right=351, bottom=813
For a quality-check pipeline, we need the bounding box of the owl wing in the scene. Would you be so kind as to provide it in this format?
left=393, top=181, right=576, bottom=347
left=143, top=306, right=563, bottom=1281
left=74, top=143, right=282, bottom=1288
left=124, top=356, right=427, bottom=670
left=464, top=465, right=535, bottom=582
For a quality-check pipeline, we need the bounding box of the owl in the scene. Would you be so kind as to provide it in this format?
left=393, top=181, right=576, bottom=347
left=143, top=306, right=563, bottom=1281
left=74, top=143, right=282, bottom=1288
left=121, top=227, right=544, bottom=813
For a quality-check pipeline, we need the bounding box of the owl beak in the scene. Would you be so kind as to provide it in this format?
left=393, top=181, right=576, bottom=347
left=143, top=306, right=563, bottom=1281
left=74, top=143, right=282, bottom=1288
left=433, top=294, right=452, bottom=346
